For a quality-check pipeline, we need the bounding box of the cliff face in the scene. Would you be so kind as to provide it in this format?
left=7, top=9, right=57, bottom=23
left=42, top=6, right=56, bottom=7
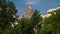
left=26, top=5, right=33, bottom=19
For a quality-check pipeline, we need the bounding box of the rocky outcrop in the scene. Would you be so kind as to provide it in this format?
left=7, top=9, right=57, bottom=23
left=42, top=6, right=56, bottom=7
left=18, top=10, right=23, bottom=20
left=26, top=5, right=33, bottom=19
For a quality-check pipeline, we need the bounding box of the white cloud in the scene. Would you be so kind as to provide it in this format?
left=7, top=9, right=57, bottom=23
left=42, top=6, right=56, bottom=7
left=26, top=0, right=40, bottom=5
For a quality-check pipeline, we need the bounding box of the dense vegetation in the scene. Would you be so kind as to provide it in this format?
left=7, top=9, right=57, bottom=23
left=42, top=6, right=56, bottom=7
left=40, top=8, right=60, bottom=34
left=0, top=0, right=60, bottom=34
left=0, top=0, right=17, bottom=34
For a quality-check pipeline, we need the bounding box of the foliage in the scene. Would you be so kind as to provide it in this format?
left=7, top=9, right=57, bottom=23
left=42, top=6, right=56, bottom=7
left=40, top=8, right=60, bottom=34
left=31, top=9, right=42, bottom=27
left=11, top=9, right=42, bottom=34
left=0, top=0, right=17, bottom=34
left=0, top=0, right=17, bottom=29
left=12, top=18, right=34, bottom=34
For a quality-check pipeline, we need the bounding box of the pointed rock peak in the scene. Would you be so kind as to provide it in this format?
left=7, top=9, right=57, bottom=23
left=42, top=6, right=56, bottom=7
left=19, top=10, right=23, bottom=15
left=26, top=4, right=32, bottom=9
left=20, top=10, right=22, bottom=13
left=18, top=10, right=23, bottom=20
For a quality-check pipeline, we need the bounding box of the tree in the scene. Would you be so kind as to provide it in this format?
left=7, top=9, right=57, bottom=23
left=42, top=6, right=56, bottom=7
left=31, top=9, right=42, bottom=34
left=12, top=18, right=34, bottom=34
left=11, top=9, right=42, bottom=34
left=0, top=0, right=17, bottom=29
left=0, top=0, right=7, bottom=29
left=0, top=0, right=17, bottom=34
left=40, top=8, right=60, bottom=34
left=6, top=1, right=17, bottom=27
left=31, top=9, right=42, bottom=27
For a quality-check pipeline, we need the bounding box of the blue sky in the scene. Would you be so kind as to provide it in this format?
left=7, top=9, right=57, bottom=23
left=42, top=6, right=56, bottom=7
left=10, top=0, right=60, bottom=16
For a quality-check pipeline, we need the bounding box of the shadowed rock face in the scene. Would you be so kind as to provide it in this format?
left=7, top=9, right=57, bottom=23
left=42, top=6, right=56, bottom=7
left=26, top=4, right=33, bottom=19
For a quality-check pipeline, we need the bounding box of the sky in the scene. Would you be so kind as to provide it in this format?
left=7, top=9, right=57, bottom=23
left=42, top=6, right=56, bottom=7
left=10, top=0, right=60, bottom=16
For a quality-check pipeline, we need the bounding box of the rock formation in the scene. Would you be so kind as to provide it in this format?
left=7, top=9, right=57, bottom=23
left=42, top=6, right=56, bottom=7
left=18, top=10, right=23, bottom=20
left=26, top=5, right=33, bottom=19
